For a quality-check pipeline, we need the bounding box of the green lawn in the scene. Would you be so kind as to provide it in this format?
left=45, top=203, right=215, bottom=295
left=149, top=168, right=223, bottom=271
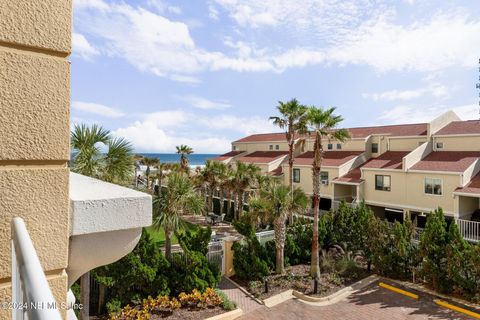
left=145, top=221, right=196, bottom=246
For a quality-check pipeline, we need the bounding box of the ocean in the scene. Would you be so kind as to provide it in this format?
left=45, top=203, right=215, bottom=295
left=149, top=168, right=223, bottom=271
left=136, top=153, right=219, bottom=167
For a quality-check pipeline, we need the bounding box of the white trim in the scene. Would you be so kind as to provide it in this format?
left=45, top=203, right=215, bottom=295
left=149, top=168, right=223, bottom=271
left=453, top=191, right=480, bottom=197
left=361, top=168, right=403, bottom=173
left=424, top=177, right=444, bottom=197
left=332, top=180, right=363, bottom=186
left=433, top=133, right=480, bottom=138
left=407, top=169, right=462, bottom=175
left=387, top=135, right=428, bottom=140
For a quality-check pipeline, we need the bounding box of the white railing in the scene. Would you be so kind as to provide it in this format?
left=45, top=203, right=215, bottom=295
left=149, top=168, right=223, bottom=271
left=256, top=230, right=275, bottom=246
left=456, top=219, right=480, bottom=243
left=11, top=217, right=62, bottom=320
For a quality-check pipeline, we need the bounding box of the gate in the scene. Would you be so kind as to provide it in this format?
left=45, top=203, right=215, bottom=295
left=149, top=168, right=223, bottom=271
left=207, top=241, right=225, bottom=275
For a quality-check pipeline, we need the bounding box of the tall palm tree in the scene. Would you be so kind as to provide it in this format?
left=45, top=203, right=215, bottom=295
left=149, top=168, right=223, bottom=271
left=176, top=144, right=193, bottom=171
left=152, top=172, right=204, bottom=260
left=200, top=160, right=227, bottom=213
left=270, top=99, right=308, bottom=222
left=250, top=182, right=308, bottom=274
left=220, top=164, right=235, bottom=216
left=155, top=162, right=168, bottom=196
left=71, top=124, right=134, bottom=319
left=306, top=107, right=350, bottom=280
left=233, top=162, right=260, bottom=220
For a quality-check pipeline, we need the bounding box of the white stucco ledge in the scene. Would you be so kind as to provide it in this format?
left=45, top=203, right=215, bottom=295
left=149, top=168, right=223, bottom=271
left=69, top=172, right=152, bottom=236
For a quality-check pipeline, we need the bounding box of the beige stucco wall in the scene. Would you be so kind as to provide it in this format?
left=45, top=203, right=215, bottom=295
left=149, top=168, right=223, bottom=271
left=370, top=136, right=388, bottom=157
left=388, top=137, right=428, bottom=151
left=286, top=165, right=338, bottom=197
left=0, top=0, right=71, bottom=318
left=233, top=141, right=289, bottom=152
left=433, top=136, right=480, bottom=151
left=362, top=169, right=461, bottom=215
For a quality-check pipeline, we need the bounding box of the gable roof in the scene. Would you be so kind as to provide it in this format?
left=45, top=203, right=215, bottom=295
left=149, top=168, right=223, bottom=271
left=410, top=151, right=480, bottom=172
left=212, top=150, right=244, bottom=161
left=455, top=172, right=480, bottom=195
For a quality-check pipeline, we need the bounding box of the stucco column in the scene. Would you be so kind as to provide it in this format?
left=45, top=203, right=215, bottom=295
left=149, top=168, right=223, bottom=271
left=0, top=1, right=72, bottom=318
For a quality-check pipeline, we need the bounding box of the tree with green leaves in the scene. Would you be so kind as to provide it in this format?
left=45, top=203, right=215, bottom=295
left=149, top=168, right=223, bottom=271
left=176, top=144, right=193, bottom=171
left=306, top=106, right=350, bottom=280
left=249, top=182, right=308, bottom=273
left=232, top=161, right=261, bottom=220
left=140, top=156, right=159, bottom=191
left=152, top=172, right=205, bottom=260
left=199, top=160, right=227, bottom=213
left=270, top=99, right=308, bottom=222
left=419, top=208, right=451, bottom=292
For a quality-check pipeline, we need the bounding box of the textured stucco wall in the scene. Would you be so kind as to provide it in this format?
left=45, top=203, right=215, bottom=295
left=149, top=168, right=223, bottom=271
left=0, top=0, right=71, bottom=318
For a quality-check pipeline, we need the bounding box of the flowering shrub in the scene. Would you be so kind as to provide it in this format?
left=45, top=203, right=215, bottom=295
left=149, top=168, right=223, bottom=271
left=110, top=288, right=223, bottom=319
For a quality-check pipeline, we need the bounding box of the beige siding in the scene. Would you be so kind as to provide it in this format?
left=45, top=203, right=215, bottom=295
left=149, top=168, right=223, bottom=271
left=233, top=141, right=289, bottom=152
left=388, top=137, right=428, bottom=151
left=0, top=1, right=71, bottom=317
left=433, top=136, right=480, bottom=151
left=288, top=165, right=338, bottom=197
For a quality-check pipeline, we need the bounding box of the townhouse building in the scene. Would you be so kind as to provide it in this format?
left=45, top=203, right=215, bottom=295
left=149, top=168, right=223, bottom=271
left=214, top=111, right=480, bottom=232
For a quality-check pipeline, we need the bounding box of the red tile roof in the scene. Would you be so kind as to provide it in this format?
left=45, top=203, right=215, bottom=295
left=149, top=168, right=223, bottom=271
left=361, top=151, right=409, bottom=170
left=435, top=120, right=480, bottom=135
left=334, top=168, right=363, bottom=184
left=235, top=151, right=288, bottom=164
left=234, top=123, right=427, bottom=143
left=455, top=172, right=480, bottom=195
left=293, top=151, right=362, bottom=167
left=212, top=150, right=244, bottom=161
left=410, top=151, right=480, bottom=172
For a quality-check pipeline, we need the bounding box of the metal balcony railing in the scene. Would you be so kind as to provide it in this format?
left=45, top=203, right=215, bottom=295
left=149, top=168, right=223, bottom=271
left=11, top=217, right=62, bottom=320
left=456, top=218, right=480, bottom=243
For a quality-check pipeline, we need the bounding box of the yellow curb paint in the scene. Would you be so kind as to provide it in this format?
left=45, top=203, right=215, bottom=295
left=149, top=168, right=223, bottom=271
left=378, top=282, right=419, bottom=300
left=434, top=300, right=480, bottom=319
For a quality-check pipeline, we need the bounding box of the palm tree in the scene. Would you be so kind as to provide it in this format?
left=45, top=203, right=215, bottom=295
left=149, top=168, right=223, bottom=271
left=155, top=162, right=169, bottom=196
left=71, top=124, right=134, bottom=319
left=270, top=99, right=308, bottom=222
left=152, top=172, right=204, bottom=260
left=142, top=157, right=160, bottom=190
left=220, top=164, right=235, bottom=216
left=199, top=161, right=227, bottom=213
left=306, top=107, right=350, bottom=281
left=176, top=144, right=193, bottom=171
left=233, top=162, right=260, bottom=220
left=250, top=182, right=308, bottom=274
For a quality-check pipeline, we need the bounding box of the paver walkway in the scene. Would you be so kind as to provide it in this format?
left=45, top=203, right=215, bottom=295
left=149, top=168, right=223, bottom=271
left=218, top=277, right=262, bottom=314
left=240, top=281, right=475, bottom=320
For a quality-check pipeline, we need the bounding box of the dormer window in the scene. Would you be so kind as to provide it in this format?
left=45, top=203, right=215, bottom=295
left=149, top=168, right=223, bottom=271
left=436, top=142, right=443, bottom=150
left=233, top=145, right=237, bottom=151
left=275, top=145, right=280, bottom=150
left=269, top=145, right=273, bottom=150
left=371, top=143, right=379, bottom=153
left=327, top=143, right=333, bottom=150
left=336, top=143, right=342, bottom=150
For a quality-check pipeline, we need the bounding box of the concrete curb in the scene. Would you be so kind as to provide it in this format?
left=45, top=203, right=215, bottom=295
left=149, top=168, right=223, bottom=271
left=263, top=289, right=293, bottom=308
left=293, top=275, right=379, bottom=306
left=224, top=277, right=265, bottom=305
left=204, top=308, right=243, bottom=320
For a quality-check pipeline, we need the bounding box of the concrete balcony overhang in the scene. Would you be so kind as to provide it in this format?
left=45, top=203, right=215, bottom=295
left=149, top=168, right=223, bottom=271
left=66, top=173, right=152, bottom=286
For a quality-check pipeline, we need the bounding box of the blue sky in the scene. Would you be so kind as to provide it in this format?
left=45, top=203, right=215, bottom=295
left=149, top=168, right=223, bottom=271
left=72, top=0, right=480, bottom=153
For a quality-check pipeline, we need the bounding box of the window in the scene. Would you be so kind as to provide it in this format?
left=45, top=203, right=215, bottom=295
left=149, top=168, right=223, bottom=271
left=336, top=143, right=342, bottom=150
left=375, top=175, right=391, bottom=191
left=275, top=145, right=280, bottom=150
left=327, top=143, right=333, bottom=150
left=371, top=143, right=379, bottom=153
left=436, top=142, right=443, bottom=150
left=293, top=168, right=301, bottom=183
left=233, top=145, right=237, bottom=151
left=320, top=171, right=329, bottom=184
left=425, top=178, right=442, bottom=195
left=269, top=145, right=273, bottom=150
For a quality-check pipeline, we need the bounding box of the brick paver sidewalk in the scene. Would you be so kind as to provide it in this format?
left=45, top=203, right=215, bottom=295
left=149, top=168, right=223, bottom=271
left=218, top=277, right=262, bottom=314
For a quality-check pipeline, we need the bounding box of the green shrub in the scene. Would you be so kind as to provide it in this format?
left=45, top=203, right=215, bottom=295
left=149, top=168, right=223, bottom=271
left=215, top=289, right=236, bottom=311
left=106, top=298, right=122, bottom=315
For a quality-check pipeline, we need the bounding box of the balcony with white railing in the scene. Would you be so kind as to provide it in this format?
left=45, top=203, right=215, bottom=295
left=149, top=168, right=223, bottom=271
left=11, top=217, right=62, bottom=320
left=456, top=218, right=480, bottom=243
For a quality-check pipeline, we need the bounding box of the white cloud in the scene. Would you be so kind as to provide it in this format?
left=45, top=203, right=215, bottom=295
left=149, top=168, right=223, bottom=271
left=377, top=104, right=479, bottom=124
left=146, top=0, right=182, bottom=14
left=113, top=111, right=231, bottom=153
left=208, top=3, right=219, bottom=20
left=181, top=96, right=232, bottom=110
left=200, top=114, right=277, bottom=135
left=72, top=101, right=125, bottom=118
left=72, top=33, right=99, bottom=60
left=363, top=83, right=449, bottom=102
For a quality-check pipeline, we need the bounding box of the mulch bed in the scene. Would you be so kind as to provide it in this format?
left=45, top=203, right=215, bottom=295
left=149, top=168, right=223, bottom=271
left=232, top=264, right=371, bottom=300
left=90, top=306, right=226, bottom=320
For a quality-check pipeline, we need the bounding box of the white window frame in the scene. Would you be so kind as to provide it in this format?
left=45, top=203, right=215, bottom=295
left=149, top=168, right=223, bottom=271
left=320, top=171, right=329, bottom=184
left=424, top=178, right=443, bottom=196
left=269, top=145, right=273, bottom=150
left=232, top=145, right=237, bottom=151
left=327, top=143, right=333, bottom=150
left=436, top=142, right=443, bottom=150
left=336, top=143, right=342, bottom=150
left=275, top=144, right=280, bottom=150
left=375, top=175, right=391, bottom=191
left=371, top=143, right=379, bottom=153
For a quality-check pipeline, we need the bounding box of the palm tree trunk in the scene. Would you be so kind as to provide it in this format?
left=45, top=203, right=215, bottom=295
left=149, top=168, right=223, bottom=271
left=288, top=140, right=294, bottom=224
left=209, top=186, right=214, bottom=213
left=165, top=226, right=173, bottom=261
left=98, top=283, right=105, bottom=314
left=310, top=134, right=322, bottom=280
left=238, top=191, right=244, bottom=218
left=274, top=216, right=286, bottom=274
left=226, top=191, right=231, bottom=216
left=80, top=272, right=90, bottom=320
